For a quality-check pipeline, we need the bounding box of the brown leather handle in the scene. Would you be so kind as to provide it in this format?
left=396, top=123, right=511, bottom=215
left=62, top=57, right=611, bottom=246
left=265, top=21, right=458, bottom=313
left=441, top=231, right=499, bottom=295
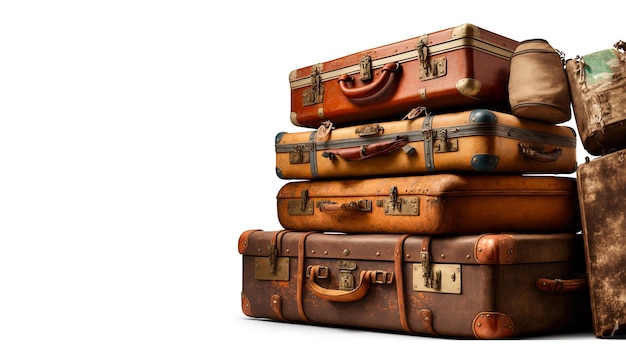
left=318, top=200, right=370, bottom=213
left=535, top=277, right=587, bottom=293
left=519, top=142, right=562, bottom=162
left=322, top=136, right=409, bottom=161
left=338, top=62, right=399, bottom=99
left=307, top=265, right=393, bottom=303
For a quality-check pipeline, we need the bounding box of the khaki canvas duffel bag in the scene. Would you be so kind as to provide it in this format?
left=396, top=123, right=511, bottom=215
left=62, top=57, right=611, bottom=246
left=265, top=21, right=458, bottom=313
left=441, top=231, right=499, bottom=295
left=508, top=39, right=571, bottom=124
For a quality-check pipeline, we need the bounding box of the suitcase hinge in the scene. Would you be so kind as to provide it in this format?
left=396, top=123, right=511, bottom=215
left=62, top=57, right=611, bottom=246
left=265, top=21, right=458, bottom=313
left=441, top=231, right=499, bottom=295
left=302, top=64, right=324, bottom=106
left=378, top=186, right=419, bottom=216
left=337, top=260, right=357, bottom=291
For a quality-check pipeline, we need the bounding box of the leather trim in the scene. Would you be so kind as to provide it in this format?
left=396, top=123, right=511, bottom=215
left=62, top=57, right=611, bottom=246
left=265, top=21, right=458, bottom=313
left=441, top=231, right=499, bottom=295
left=271, top=294, right=286, bottom=321
left=475, top=234, right=516, bottom=264
left=238, top=229, right=262, bottom=254
left=472, top=312, right=515, bottom=339
left=241, top=292, right=253, bottom=317
left=420, top=309, right=436, bottom=335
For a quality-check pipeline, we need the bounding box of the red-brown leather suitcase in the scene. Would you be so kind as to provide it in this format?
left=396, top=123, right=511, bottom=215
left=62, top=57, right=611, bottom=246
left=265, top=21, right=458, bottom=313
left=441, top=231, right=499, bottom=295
left=576, top=151, right=626, bottom=337
left=277, top=174, right=581, bottom=235
left=276, top=109, right=577, bottom=180
left=239, top=230, right=591, bottom=339
left=289, top=23, right=519, bottom=128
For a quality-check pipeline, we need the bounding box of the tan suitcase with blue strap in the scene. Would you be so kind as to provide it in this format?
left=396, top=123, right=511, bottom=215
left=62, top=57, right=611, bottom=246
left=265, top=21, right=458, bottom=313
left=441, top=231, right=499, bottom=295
left=276, top=109, right=577, bottom=180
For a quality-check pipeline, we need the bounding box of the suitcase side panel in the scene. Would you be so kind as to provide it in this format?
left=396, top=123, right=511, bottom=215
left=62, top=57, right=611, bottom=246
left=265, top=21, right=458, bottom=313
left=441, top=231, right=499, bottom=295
left=577, top=152, right=626, bottom=337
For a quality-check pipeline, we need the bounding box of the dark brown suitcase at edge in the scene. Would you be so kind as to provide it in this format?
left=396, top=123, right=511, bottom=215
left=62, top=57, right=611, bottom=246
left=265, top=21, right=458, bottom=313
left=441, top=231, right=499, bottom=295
left=239, top=230, right=591, bottom=339
left=576, top=151, right=626, bottom=337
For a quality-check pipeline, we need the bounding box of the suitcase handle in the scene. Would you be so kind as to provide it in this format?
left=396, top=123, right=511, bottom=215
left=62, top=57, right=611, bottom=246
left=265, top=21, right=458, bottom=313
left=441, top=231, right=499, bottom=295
left=535, top=277, right=587, bottom=293
left=337, top=62, right=400, bottom=100
left=318, top=200, right=371, bottom=213
left=321, top=135, right=409, bottom=161
left=519, top=142, right=562, bottom=162
left=307, top=265, right=393, bottom=303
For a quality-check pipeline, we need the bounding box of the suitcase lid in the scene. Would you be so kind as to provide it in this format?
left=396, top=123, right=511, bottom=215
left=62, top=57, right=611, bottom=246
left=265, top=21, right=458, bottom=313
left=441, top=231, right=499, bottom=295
left=277, top=174, right=577, bottom=199
left=289, top=23, right=518, bottom=89
left=239, top=230, right=583, bottom=265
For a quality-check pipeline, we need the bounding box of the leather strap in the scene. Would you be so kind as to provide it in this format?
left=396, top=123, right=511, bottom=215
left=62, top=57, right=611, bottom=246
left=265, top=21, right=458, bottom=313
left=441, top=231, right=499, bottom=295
left=296, top=231, right=316, bottom=322
left=394, top=234, right=414, bottom=334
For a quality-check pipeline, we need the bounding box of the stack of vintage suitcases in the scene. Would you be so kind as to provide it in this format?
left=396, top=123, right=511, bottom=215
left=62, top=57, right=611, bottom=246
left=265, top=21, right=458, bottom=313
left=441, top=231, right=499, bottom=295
left=238, top=24, right=626, bottom=339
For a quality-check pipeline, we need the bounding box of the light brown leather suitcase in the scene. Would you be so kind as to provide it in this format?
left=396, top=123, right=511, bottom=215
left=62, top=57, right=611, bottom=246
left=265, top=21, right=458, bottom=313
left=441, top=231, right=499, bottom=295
left=277, top=174, right=581, bottom=235
left=565, top=41, right=626, bottom=156
left=289, top=23, right=519, bottom=128
left=576, top=151, right=626, bottom=337
left=276, top=109, right=577, bottom=180
left=239, top=230, right=591, bottom=339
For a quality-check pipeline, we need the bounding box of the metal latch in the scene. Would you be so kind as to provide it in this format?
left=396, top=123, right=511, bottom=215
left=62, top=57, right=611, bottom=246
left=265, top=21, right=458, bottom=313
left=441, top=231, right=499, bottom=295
left=419, top=57, right=447, bottom=81
left=289, top=143, right=312, bottom=164
left=359, top=55, right=372, bottom=81
left=413, top=263, right=461, bottom=294
left=416, top=37, right=447, bottom=81
left=302, top=64, right=324, bottom=106
left=255, top=256, right=290, bottom=281
left=377, top=186, right=419, bottom=216
left=433, top=129, right=458, bottom=153
left=337, top=260, right=357, bottom=291
left=287, top=190, right=314, bottom=215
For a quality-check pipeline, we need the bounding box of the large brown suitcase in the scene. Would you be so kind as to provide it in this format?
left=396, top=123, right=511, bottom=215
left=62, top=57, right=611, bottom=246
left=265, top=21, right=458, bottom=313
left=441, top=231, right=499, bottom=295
left=565, top=41, right=626, bottom=156
left=289, top=23, right=519, bottom=128
left=276, top=109, right=577, bottom=180
left=239, top=230, right=591, bottom=339
left=277, top=174, right=581, bottom=235
left=576, top=151, right=626, bottom=337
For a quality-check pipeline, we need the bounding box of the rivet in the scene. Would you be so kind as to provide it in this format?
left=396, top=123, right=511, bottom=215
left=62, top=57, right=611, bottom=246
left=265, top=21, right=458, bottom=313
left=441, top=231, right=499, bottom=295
left=257, top=248, right=261, bottom=252
left=311, top=250, right=315, bottom=254
left=286, top=249, right=290, bottom=253
left=343, top=249, right=350, bottom=256
left=478, top=247, right=482, bottom=252
left=324, top=250, right=328, bottom=255
left=440, top=254, right=445, bottom=258
left=466, top=254, right=471, bottom=259
left=477, top=322, right=482, bottom=327
left=405, top=253, right=411, bottom=258
left=376, top=252, right=380, bottom=256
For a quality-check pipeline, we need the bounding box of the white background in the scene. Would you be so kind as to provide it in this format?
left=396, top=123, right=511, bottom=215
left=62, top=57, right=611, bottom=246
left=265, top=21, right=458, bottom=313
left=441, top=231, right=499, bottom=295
left=1, top=1, right=622, bottom=350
